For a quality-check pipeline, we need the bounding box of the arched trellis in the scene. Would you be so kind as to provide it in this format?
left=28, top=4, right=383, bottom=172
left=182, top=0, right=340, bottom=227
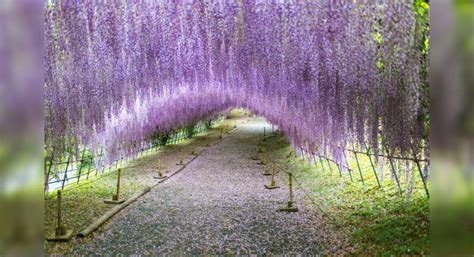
left=45, top=1, right=429, bottom=192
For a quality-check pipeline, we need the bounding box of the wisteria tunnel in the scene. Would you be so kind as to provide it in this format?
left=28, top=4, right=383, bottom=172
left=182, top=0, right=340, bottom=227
left=44, top=0, right=430, bottom=255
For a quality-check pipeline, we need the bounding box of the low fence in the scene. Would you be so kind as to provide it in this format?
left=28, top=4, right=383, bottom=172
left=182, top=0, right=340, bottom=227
left=45, top=118, right=222, bottom=193
left=294, top=143, right=429, bottom=197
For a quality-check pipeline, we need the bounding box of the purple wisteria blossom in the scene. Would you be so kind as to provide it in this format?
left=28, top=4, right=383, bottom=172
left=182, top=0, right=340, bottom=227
left=45, top=1, right=428, bottom=165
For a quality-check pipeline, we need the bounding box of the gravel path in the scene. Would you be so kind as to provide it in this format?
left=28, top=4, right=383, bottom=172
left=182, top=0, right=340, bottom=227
left=70, top=118, right=324, bottom=255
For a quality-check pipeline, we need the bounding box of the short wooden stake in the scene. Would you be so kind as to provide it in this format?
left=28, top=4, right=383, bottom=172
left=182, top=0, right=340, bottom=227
left=263, top=162, right=273, bottom=176
left=104, top=169, right=125, bottom=204
left=46, top=190, right=73, bottom=241
left=154, top=159, right=167, bottom=179
left=265, top=164, right=279, bottom=189
left=279, top=172, right=298, bottom=212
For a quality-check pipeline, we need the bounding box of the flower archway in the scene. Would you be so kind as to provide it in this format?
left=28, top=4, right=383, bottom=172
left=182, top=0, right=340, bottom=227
left=45, top=0, right=429, bottom=165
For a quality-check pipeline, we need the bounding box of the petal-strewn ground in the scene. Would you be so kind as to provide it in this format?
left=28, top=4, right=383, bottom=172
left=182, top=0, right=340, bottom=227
left=69, top=118, right=325, bottom=255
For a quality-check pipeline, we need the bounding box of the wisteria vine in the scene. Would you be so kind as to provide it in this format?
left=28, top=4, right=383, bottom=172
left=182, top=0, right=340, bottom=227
left=45, top=0, right=429, bottom=165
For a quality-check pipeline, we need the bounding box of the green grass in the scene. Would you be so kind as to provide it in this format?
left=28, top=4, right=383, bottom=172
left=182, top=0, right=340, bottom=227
left=260, top=132, right=430, bottom=255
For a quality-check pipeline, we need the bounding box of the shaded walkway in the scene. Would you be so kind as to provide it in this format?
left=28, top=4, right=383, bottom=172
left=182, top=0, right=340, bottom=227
left=71, top=118, right=323, bottom=255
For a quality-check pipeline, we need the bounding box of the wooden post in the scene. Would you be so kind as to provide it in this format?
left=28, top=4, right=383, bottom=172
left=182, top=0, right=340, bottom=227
left=76, top=150, right=86, bottom=183
left=279, top=172, right=298, bottom=212
left=56, top=190, right=63, bottom=235
left=335, top=161, right=344, bottom=178
left=411, top=145, right=430, bottom=198
left=114, top=169, right=121, bottom=200
left=318, top=155, right=326, bottom=173
left=265, top=164, right=280, bottom=189
left=325, top=157, right=334, bottom=174
left=351, top=144, right=365, bottom=185
left=154, top=159, right=167, bottom=179
left=384, top=145, right=402, bottom=195
left=85, top=156, right=92, bottom=180
left=378, top=132, right=401, bottom=193
left=289, top=173, right=293, bottom=203
left=46, top=190, right=73, bottom=241
left=61, top=155, right=71, bottom=190
left=366, top=147, right=381, bottom=187
left=104, top=169, right=125, bottom=204
left=342, top=147, right=364, bottom=185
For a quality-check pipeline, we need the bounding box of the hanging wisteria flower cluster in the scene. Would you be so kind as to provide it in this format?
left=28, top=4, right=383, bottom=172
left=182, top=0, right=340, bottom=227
left=45, top=0, right=429, bottom=164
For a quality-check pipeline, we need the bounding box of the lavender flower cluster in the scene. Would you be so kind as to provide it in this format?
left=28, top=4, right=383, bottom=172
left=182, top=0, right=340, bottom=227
left=45, top=1, right=428, bottom=164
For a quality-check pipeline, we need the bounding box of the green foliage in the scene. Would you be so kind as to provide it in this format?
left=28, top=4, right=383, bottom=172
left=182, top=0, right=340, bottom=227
left=185, top=123, right=197, bottom=139
left=159, top=132, right=170, bottom=146
left=205, top=119, right=213, bottom=129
